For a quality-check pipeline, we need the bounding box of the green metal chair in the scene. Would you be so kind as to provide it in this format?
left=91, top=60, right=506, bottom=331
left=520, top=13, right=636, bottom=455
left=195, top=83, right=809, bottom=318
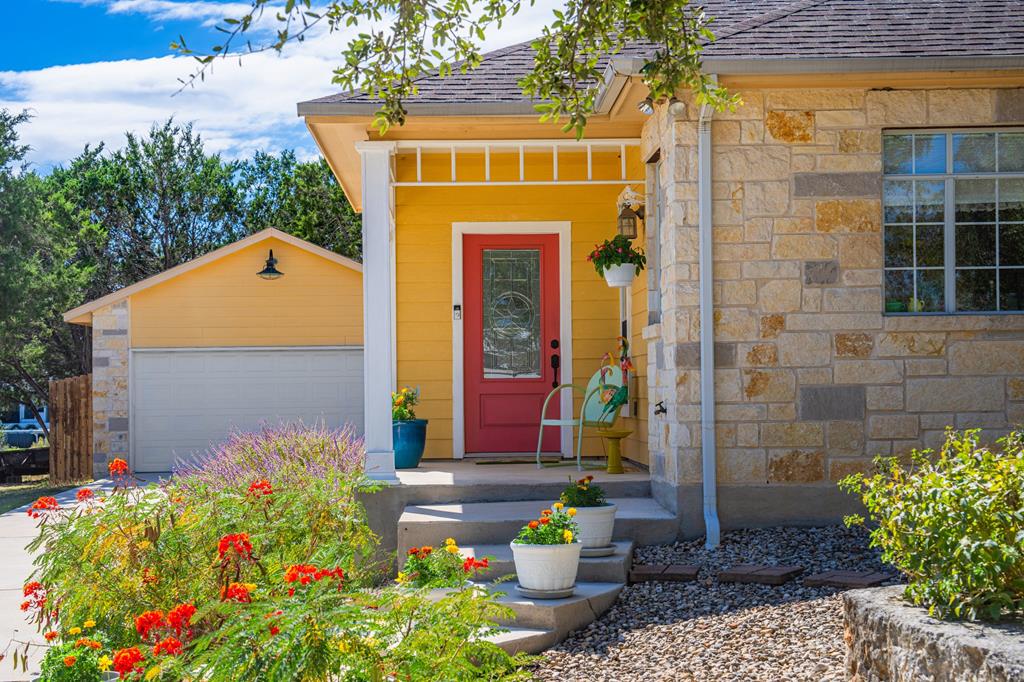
left=535, top=365, right=626, bottom=470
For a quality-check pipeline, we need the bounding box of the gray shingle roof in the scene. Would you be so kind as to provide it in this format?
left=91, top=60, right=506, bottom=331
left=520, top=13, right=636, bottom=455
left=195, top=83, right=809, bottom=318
left=298, top=0, right=1024, bottom=114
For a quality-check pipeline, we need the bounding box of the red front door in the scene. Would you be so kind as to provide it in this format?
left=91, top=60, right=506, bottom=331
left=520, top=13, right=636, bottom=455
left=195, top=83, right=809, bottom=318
left=464, top=234, right=561, bottom=453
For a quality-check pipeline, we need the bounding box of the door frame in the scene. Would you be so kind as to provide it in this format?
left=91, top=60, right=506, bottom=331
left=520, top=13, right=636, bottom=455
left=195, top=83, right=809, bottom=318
left=451, top=222, right=573, bottom=459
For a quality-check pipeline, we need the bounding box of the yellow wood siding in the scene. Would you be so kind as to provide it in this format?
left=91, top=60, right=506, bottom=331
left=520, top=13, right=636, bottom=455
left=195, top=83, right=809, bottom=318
left=622, top=219, right=649, bottom=466
left=130, top=238, right=363, bottom=347
left=394, top=149, right=648, bottom=462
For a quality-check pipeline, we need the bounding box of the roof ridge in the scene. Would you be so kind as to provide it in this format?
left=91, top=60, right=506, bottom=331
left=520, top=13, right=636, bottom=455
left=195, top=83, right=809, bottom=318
left=709, top=0, right=833, bottom=42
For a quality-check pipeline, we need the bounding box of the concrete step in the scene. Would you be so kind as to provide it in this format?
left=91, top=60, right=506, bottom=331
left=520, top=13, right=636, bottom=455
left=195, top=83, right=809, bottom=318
left=398, top=498, right=676, bottom=551
left=487, top=581, right=623, bottom=636
left=461, top=541, right=634, bottom=584
left=484, top=626, right=558, bottom=655
left=398, top=467, right=651, bottom=505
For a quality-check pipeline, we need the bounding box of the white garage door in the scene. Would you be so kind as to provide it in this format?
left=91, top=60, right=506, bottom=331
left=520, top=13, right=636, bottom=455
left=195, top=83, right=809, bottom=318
left=131, top=348, right=364, bottom=472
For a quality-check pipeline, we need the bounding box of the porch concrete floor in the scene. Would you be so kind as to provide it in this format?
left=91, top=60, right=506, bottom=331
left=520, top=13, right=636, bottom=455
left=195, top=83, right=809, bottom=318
left=396, top=459, right=650, bottom=487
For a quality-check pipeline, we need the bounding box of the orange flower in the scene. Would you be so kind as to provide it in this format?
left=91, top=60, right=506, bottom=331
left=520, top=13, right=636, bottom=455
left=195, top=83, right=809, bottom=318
left=221, top=582, right=252, bottom=603
left=44, top=631, right=58, bottom=641
left=27, top=496, right=59, bottom=519
left=135, top=610, right=165, bottom=641
left=152, top=636, right=183, bottom=657
left=112, top=647, right=144, bottom=677
left=63, top=655, right=76, bottom=667
left=539, top=517, right=550, bottom=525
left=540, top=509, right=552, bottom=516
left=528, top=520, right=539, bottom=530
left=108, top=458, right=129, bottom=476
left=75, top=638, right=101, bottom=650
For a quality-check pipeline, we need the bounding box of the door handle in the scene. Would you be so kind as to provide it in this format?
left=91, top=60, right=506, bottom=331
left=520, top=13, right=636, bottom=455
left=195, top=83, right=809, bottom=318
left=550, top=353, right=560, bottom=389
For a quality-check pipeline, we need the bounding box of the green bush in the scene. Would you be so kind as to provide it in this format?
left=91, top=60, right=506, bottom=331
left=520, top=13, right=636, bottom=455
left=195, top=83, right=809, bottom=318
left=841, top=429, right=1024, bottom=621
left=21, top=426, right=530, bottom=681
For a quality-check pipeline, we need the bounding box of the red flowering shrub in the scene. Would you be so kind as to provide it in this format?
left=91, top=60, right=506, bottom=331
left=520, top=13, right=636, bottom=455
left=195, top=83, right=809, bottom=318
left=75, top=488, right=95, bottom=503
left=166, top=603, right=196, bottom=637
left=220, top=582, right=252, bottom=603
left=134, top=610, right=164, bottom=641
left=217, top=533, right=254, bottom=562
left=152, top=636, right=183, bottom=657
left=24, top=425, right=528, bottom=681
left=27, top=496, right=59, bottom=519
left=108, top=458, right=129, bottom=477
left=247, top=479, right=273, bottom=497
left=112, top=646, right=144, bottom=677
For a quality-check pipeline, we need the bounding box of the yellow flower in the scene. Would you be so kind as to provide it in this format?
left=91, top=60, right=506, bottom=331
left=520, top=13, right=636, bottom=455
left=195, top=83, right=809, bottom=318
left=98, top=656, right=112, bottom=671
left=395, top=572, right=408, bottom=584
left=444, top=537, right=456, bottom=546
left=562, top=530, right=574, bottom=543
left=243, top=582, right=257, bottom=592
left=553, top=502, right=564, bottom=510
left=83, top=620, right=95, bottom=629
left=338, top=640, right=351, bottom=653
left=445, top=544, right=460, bottom=554
left=567, top=507, right=577, bottom=517
left=68, top=627, right=82, bottom=636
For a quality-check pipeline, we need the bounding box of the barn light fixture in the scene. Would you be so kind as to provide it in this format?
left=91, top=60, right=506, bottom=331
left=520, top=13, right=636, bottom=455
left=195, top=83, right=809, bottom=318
left=257, top=249, right=284, bottom=280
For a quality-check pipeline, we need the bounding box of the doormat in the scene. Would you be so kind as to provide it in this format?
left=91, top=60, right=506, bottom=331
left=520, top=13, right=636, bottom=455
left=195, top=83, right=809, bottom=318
left=474, top=458, right=560, bottom=465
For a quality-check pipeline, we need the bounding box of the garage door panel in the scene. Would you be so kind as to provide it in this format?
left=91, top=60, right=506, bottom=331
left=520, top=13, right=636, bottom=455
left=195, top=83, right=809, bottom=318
left=132, top=349, right=364, bottom=472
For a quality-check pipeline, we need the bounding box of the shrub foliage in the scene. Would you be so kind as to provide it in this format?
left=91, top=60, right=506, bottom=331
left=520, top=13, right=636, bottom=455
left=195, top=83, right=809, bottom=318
left=841, top=429, right=1024, bottom=621
left=21, top=425, right=529, bottom=680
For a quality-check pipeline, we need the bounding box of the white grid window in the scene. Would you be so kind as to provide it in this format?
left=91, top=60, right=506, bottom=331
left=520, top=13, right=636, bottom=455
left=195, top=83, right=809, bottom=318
left=883, top=129, right=1024, bottom=313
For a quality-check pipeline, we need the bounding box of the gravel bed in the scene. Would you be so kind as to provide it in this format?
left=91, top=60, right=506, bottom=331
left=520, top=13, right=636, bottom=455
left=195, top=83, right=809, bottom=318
left=533, top=525, right=900, bottom=682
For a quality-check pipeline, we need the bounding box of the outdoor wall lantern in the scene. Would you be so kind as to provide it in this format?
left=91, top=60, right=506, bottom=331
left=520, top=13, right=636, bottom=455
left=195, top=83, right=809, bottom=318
left=616, top=185, right=646, bottom=239
left=257, top=249, right=284, bottom=280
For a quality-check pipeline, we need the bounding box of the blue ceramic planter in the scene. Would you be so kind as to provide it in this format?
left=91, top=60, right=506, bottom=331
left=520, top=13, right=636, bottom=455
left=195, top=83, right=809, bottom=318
left=393, top=419, right=428, bottom=469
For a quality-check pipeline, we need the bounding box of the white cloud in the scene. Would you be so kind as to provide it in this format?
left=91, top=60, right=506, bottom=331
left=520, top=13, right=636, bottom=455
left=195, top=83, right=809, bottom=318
left=5, top=1, right=561, bottom=169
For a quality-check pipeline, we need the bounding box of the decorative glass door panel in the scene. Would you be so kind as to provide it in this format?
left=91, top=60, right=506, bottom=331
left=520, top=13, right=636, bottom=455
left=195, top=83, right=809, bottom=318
left=464, top=234, right=560, bottom=454
left=482, top=249, right=542, bottom=379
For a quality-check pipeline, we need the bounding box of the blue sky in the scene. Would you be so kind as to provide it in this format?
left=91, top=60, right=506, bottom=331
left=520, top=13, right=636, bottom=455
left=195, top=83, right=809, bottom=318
left=2, top=1, right=556, bottom=170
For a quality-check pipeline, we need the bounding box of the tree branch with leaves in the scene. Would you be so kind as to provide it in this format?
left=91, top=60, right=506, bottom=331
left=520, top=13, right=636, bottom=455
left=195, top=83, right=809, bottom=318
left=174, top=0, right=738, bottom=137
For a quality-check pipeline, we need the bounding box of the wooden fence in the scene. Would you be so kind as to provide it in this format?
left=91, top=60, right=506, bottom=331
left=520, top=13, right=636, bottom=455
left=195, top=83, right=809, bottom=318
left=49, top=374, right=93, bottom=484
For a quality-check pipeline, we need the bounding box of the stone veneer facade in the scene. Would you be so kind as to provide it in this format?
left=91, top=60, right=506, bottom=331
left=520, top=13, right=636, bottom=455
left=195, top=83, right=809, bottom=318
left=640, top=85, right=1024, bottom=536
left=91, top=301, right=130, bottom=478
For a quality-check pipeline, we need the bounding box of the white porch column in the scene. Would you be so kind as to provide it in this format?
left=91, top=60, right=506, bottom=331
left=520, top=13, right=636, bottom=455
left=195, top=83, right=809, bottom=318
left=355, top=141, right=400, bottom=483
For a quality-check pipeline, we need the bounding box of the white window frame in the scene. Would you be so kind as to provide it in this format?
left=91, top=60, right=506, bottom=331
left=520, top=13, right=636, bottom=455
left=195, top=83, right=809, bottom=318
left=883, top=127, right=1024, bottom=314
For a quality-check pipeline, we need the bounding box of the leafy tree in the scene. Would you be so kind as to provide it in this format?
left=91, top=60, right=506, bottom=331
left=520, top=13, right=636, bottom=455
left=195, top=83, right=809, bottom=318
left=0, top=112, right=96, bottom=434
left=175, top=0, right=737, bottom=137
left=238, top=151, right=362, bottom=261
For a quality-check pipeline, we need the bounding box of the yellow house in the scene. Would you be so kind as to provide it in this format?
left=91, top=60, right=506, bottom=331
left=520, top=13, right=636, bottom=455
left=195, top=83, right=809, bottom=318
left=64, top=228, right=364, bottom=474
left=299, top=14, right=1024, bottom=538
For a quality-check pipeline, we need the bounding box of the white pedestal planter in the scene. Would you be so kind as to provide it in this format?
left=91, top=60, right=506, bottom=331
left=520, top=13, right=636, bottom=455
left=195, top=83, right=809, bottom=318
left=510, top=541, right=581, bottom=596
left=569, top=503, right=617, bottom=552
left=602, top=263, right=636, bottom=288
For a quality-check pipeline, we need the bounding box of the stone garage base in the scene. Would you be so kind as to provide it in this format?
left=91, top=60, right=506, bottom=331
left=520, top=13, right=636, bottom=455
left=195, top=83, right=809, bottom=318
left=844, top=586, right=1024, bottom=682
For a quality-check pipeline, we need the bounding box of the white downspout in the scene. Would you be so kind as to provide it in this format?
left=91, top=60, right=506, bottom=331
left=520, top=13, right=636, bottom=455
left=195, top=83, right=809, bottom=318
left=698, top=82, right=721, bottom=550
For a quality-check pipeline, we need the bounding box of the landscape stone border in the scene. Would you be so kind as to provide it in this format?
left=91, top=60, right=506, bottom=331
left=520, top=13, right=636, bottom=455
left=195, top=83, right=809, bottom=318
left=844, top=586, right=1024, bottom=682
left=718, top=564, right=804, bottom=585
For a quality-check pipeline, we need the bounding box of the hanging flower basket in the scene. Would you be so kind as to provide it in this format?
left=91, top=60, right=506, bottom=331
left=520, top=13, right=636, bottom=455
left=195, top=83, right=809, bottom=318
left=587, top=234, right=646, bottom=289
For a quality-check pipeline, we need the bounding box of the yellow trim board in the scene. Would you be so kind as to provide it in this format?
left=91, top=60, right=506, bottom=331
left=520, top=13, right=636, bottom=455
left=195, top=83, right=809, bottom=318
left=64, top=228, right=362, bottom=325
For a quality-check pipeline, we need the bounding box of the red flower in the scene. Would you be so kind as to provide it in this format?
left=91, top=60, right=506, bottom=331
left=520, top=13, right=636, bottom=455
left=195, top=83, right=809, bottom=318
left=63, top=655, right=76, bottom=667
left=247, top=480, right=273, bottom=497
left=221, top=582, right=252, bottom=603
left=269, top=625, right=280, bottom=636
left=22, top=581, right=45, bottom=612
left=108, top=458, right=129, bottom=477
left=112, top=647, right=144, bottom=678
left=407, top=547, right=418, bottom=556
left=141, top=568, right=158, bottom=585
left=217, top=533, right=253, bottom=562
left=43, top=631, right=58, bottom=641
left=528, top=520, right=539, bottom=530
left=284, top=564, right=343, bottom=595
left=152, top=636, right=183, bottom=657
left=75, top=488, right=95, bottom=502
left=462, top=556, right=490, bottom=574
left=166, top=603, right=196, bottom=636
left=539, top=517, right=550, bottom=525
left=134, top=610, right=165, bottom=641
left=27, top=496, right=59, bottom=519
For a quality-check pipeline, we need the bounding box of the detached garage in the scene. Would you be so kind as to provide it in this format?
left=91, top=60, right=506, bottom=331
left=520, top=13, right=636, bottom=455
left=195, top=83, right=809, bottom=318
left=64, top=228, right=364, bottom=476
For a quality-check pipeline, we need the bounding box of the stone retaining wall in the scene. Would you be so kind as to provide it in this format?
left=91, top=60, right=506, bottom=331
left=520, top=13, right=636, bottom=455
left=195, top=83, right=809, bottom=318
left=844, top=586, right=1024, bottom=681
